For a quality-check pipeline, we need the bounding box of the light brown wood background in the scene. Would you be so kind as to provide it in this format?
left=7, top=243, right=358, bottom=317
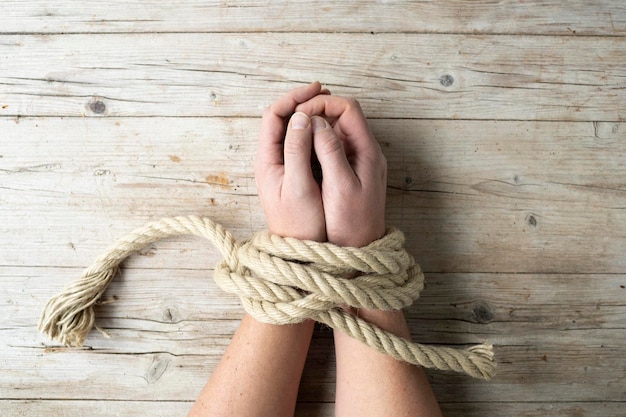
left=1, top=1, right=625, bottom=416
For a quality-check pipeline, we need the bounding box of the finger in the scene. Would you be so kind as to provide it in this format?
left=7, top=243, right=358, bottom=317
left=283, top=112, right=316, bottom=193
left=296, top=95, right=381, bottom=160
left=295, top=94, right=362, bottom=120
left=256, top=82, right=324, bottom=173
left=268, top=81, right=324, bottom=119
left=311, top=116, right=357, bottom=188
left=296, top=96, right=373, bottom=142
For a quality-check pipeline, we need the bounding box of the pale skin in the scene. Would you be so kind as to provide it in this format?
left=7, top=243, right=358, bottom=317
left=187, top=82, right=442, bottom=417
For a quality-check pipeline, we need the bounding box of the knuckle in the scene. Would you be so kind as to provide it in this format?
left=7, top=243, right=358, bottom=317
left=317, top=131, right=344, bottom=156
left=283, top=136, right=310, bottom=156
left=345, top=97, right=362, bottom=111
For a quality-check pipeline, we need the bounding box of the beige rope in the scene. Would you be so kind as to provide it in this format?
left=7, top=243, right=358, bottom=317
left=38, top=215, right=496, bottom=380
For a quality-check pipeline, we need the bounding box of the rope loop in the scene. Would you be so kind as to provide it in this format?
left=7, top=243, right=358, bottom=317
left=38, top=216, right=495, bottom=379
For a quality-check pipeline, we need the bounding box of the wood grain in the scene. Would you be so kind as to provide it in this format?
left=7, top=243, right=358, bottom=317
left=2, top=400, right=625, bottom=417
left=1, top=34, right=624, bottom=120
left=2, top=2, right=625, bottom=415
left=2, top=118, right=624, bottom=273
left=0, top=1, right=624, bottom=36
left=3, top=267, right=624, bottom=405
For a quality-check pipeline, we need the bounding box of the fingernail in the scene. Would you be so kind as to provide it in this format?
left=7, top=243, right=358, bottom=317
left=311, top=116, right=327, bottom=133
left=291, top=112, right=310, bottom=130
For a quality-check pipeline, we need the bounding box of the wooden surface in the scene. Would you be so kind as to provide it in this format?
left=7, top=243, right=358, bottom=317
left=1, top=1, right=625, bottom=416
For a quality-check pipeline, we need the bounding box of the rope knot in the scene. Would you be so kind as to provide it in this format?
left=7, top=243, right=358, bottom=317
left=217, top=228, right=423, bottom=323
left=38, top=216, right=496, bottom=379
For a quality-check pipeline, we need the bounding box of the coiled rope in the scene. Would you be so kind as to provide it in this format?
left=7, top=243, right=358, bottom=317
left=38, top=215, right=495, bottom=379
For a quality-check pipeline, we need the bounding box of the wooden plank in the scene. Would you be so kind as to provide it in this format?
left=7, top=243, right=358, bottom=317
left=0, top=401, right=191, bottom=417
left=0, top=1, right=624, bottom=36
left=1, top=34, right=624, bottom=120
left=440, top=402, right=626, bottom=417
left=2, top=2, right=622, bottom=416
left=3, top=266, right=625, bottom=403
left=380, top=119, right=626, bottom=274
left=6, top=267, right=626, bottom=350
left=1, top=400, right=624, bottom=417
left=2, top=118, right=624, bottom=273
left=0, top=116, right=262, bottom=270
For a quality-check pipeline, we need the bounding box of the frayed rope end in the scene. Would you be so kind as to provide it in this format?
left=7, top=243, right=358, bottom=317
left=38, top=267, right=119, bottom=347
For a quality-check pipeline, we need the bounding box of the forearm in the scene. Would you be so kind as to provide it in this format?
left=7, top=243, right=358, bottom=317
left=188, top=314, right=314, bottom=417
left=189, top=83, right=328, bottom=417
left=334, top=308, right=442, bottom=417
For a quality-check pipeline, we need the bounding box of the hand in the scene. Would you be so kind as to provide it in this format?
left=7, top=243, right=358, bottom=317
left=296, top=96, right=387, bottom=247
left=254, top=82, right=329, bottom=241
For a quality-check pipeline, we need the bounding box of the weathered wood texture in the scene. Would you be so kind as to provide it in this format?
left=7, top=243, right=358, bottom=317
left=0, top=0, right=624, bottom=35
left=1, top=34, right=625, bottom=120
left=2, top=401, right=625, bottom=417
left=2, top=118, right=625, bottom=273
left=1, top=1, right=625, bottom=416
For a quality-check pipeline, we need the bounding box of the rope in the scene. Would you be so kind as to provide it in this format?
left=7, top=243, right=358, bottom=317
left=38, top=215, right=496, bottom=380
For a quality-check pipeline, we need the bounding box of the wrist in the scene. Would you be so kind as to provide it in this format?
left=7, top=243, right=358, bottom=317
left=339, top=307, right=411, bottom=340
left=328, top=222, right=386, bottom=248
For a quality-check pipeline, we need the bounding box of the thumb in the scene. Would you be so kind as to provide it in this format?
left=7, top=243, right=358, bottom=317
left=311, top=116, right=357, bottom=188
left=282, top=112, right=316, bottom=192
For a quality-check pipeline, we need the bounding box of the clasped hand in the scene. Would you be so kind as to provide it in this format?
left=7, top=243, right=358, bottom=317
left=254, top=82, right=387, bottom=248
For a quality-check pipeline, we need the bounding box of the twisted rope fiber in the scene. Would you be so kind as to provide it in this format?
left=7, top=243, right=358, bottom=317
left=38, top=215, right=496, bottom=380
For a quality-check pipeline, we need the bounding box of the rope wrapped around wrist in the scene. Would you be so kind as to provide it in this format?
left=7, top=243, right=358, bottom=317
left=38, top=215, right=495, bottom=380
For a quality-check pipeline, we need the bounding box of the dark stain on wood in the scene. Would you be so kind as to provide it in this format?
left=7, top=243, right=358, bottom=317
left=472, top=302, right=494, bottom=324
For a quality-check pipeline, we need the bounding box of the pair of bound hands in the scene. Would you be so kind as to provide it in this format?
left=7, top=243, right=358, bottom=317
left=254, top=82, right=387, bottom=248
